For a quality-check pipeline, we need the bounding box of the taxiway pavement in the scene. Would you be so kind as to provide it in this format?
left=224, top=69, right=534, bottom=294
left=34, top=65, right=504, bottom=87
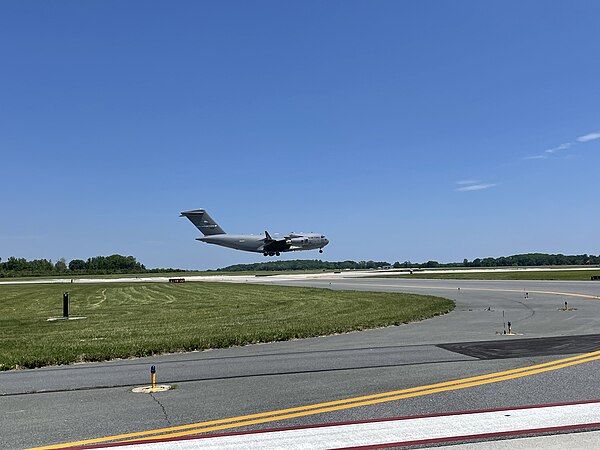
left=1, top=275, right=600, bottom=449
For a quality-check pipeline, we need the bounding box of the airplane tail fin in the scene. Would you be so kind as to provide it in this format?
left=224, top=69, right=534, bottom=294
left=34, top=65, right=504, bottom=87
left=180, top=209, right=226, bottom=236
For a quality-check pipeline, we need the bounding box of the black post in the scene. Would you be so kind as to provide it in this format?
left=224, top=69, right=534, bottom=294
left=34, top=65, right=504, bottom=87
left=63, top=292, right=69, bottom=318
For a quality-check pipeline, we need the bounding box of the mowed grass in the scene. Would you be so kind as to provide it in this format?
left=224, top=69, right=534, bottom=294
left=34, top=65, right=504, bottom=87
left=376, top=270, right=600, bottom=281
left=0, top=282, right=453, bottom=370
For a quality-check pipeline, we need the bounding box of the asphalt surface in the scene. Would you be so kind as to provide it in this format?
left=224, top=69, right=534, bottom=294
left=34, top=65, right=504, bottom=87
left=1, top=275, right=600, bottom=449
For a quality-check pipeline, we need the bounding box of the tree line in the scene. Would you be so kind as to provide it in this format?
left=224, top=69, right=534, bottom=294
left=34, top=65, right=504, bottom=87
left=219, top=253, right=600, bottom=272
left=219, top=260, right=392, bottom=272
left=440, top=253, right=599, bottom=268
left=0, top=255, right=183, bottom=278
left=1, top=252, right=598, bottom=277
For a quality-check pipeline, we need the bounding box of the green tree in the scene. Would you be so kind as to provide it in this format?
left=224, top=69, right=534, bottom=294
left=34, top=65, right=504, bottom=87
left=68, top=259, right=87, bottom=271
left=54, top=258, right=67, bottom=272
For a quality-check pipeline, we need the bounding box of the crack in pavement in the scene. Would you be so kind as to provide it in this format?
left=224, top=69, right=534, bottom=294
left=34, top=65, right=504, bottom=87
left=150, top=393, right=171, bottom=426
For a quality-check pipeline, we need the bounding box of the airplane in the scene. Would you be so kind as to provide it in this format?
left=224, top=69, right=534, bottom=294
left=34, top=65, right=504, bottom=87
left=180, top=209, right=329, bottom=257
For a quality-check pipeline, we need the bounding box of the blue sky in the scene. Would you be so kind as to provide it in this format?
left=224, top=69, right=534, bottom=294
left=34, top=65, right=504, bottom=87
left=1, top=1, right=599, bottom=270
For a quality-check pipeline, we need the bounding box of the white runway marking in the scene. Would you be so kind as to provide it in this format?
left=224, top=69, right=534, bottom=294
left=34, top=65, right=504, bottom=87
left=104, top=401, right=600, bottom=449
left=421, top=430, right=600, bottom=449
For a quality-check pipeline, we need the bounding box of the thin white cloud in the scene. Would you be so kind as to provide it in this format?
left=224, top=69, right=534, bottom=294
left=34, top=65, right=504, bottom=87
left=545, top=142, right=572, bottom=153
left=462, top=129, right=596, bottom=190
left=456, top=183, right=496, bottom=192
left=525, top=141, right=574, bottom=160
left=577, top=132, right=600, bottom=142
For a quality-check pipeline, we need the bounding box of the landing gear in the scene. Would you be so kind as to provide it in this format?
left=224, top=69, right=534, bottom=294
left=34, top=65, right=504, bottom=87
left=319, top=249, right=323, bottom=253
left=276, top=252, right=280, bottom=256
left=263, top=252, right=268, bottom=256
left=264, top=251, right=281, bottom=257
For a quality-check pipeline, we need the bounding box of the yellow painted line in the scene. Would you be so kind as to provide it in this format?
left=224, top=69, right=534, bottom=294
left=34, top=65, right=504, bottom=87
left=31, top=349, right=600, bottom=449
left=532, top=290, right=600, bottom=300
left=116, top=353, right=600, bottom=443
left=339, top=282, right=600, bottom=300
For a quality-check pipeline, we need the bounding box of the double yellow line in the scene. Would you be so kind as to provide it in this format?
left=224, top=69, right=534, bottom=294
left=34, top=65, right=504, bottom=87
left=34, top=349, right=600, bottom=449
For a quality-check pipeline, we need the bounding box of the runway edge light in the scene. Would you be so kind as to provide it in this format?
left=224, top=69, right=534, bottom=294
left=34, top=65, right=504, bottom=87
left=131, top=365, right=171, bottom=393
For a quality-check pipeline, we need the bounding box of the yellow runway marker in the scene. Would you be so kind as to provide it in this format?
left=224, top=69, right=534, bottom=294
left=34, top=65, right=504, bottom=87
left=32, top=349, right=600, bottom=449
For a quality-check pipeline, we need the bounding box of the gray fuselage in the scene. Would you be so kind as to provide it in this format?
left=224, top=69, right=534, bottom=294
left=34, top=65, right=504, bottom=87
left=198, top=233, right=329, bottom=253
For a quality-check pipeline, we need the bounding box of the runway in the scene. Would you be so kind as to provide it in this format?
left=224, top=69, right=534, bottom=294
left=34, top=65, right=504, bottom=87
left=2, top=274, right=600, bottom=448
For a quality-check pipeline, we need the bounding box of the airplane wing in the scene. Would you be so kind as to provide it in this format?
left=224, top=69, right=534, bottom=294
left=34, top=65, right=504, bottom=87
left=261, top=231, right=291, bottom=253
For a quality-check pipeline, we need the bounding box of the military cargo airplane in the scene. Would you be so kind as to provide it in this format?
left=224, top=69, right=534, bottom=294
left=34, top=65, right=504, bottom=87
left=181, top=209, right=329, bottom=257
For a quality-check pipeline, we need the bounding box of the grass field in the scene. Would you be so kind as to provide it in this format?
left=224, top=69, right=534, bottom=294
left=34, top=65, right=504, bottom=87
left=0, top=282, right=453, bottom=371
left=375, top=270, right=600, bottom=281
